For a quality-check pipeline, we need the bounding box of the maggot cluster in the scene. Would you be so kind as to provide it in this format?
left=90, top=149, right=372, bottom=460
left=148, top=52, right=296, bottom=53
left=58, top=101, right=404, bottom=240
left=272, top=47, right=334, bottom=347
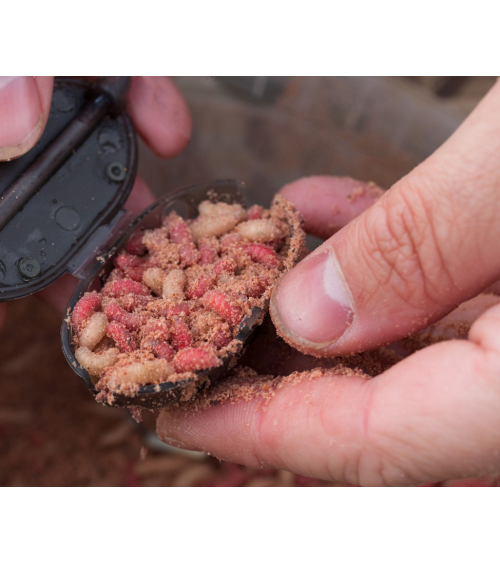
left=70, top=195, right=303, bottom=403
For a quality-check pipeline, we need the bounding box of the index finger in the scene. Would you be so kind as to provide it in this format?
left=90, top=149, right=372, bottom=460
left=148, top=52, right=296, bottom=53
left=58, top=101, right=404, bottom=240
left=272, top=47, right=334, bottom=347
left=157, top=300, right=500, bottom=486
left=128, top=77, right=191, bottom=159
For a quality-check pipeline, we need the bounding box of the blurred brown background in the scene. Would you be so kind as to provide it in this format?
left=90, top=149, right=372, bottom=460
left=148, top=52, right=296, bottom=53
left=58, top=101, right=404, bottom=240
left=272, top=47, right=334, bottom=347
left=140, top=77, right=495, bottom=203
left=0, top=77, right=495, bottom=486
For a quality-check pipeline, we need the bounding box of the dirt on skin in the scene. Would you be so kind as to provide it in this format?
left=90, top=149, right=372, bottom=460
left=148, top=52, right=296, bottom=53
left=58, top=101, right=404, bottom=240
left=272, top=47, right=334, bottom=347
left=163, top=315, right=400, bottom=413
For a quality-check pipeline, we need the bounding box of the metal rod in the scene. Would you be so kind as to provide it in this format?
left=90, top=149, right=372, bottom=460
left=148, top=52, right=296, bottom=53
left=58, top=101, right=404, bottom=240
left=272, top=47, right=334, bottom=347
left=0, top=77, right=130, bottom=231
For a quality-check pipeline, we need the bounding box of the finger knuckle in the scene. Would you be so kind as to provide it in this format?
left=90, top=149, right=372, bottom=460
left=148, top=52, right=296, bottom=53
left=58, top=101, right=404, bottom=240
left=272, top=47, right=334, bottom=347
left=360, top=180, right=454, bottom=312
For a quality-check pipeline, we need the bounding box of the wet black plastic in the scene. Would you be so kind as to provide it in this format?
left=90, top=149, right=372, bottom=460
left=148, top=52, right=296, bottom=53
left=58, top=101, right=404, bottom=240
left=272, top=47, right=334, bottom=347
left=0, top=78, right=137, bottom=301
left=61, top=180, right=267, bottom=409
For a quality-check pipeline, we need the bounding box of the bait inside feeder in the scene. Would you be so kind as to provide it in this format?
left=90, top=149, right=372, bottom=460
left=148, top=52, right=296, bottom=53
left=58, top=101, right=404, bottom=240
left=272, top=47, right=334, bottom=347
left=62, top=180, right=306, bottom=409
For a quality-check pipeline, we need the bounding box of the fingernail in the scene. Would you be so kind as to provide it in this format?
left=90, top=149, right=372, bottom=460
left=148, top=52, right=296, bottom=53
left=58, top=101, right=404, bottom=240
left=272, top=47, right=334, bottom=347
left=160, top=437, right=202, bottom=452
left=157, top=413, right=201, bottom=452
left=271, top=250, right=354, bottom=349
left=0, top=76, right=43, bottom=161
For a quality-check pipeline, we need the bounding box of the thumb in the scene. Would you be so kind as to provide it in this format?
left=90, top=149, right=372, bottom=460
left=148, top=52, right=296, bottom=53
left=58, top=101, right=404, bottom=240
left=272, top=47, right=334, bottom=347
left=271, top=80, right=500, bottom=356
left=0, top=77, right=53, bottom=161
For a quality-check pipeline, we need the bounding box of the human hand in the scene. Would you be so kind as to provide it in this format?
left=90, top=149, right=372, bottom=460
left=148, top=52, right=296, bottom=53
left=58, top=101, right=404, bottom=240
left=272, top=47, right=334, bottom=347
left=0, top=76, right=191, bottom=318
left=157, top=81, right=500, bottom=486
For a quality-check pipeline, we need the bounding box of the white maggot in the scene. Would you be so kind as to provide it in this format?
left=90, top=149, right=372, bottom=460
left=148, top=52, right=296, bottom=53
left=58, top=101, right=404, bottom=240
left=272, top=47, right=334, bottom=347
left=162, top=269, right=186, bottom=300
left=235, top=219, right=282, bottom=242
left=190, top=202, right=247, bottom=241
left=79, top=312, right=108, bottom=350
left=75, top=346, right=119, bottom=376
